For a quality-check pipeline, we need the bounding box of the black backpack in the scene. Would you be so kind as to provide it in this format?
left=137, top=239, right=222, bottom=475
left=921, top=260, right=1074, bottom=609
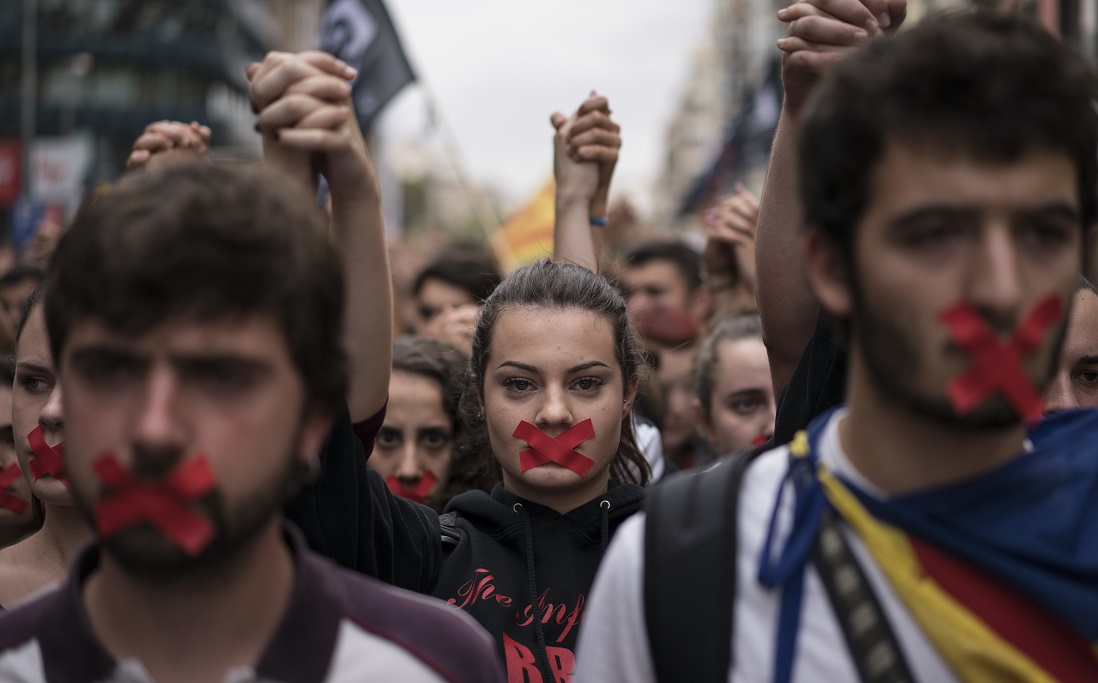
left=643, top=448, right=765, bottom=683
left=643, top=446, right=914, bottom=683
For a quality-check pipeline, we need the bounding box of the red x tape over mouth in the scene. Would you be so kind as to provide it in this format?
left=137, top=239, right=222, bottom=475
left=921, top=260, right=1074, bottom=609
left=513, top=419, right=596, bottom=477
left=0, top=463, right=29, bottom=514
left=940, top=294, right=1062, bottom=422
left=27, top=427, right=68, bottom=487
left=94, top=454, right=218, bottom=557
left=385, top=471, right=439, bottom=505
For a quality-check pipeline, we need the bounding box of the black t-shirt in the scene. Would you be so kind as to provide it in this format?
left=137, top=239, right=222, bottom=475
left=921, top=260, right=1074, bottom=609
left=771, top=312, right=847, bottom=447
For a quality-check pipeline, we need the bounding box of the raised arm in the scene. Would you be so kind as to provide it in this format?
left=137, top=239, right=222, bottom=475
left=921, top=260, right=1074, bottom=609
left=249, top=51, right=390, bottom=422
left=551, top=94, right=621, bottom=273
left=756, top=0, right=906, bottom=394
left=253, top=51, right=442, bottom=589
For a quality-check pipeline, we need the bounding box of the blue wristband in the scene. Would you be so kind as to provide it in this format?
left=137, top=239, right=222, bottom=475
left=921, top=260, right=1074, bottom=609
left=589, top=216, right=608, bottom=227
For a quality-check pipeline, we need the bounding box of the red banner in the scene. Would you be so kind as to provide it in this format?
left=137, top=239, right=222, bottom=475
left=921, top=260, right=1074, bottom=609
left=0, top=141, right=20, bottom=208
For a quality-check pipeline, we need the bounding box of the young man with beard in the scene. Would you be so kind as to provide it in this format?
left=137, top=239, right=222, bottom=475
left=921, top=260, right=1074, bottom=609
left=577, top=11, right=1098, bottom=683
left=0, top=52, right=502, bottom=683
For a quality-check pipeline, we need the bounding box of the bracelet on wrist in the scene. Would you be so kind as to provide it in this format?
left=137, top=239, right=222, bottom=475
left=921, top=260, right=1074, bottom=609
left=588, top=216, right=608, bottom=227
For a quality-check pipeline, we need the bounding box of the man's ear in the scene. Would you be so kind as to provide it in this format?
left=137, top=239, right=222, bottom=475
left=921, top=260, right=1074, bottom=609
left=803, top=227, right=853, bottom=318
left=298, top=408, right=335, bottom=467
left=691, top=397, right=716, bottom=444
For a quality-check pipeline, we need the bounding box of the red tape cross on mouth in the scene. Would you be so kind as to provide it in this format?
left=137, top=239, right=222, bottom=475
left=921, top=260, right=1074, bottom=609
left=28, top=427, right=65, bottom=482
left=514, top=419, right=596, bottom=477
left=940, top=294, right=1062, bottom=422
left=385, top=471, right=439, bottom=505
left=0, top=463, right=28, bottom=514
left=94, top=455, right=217, bottom=557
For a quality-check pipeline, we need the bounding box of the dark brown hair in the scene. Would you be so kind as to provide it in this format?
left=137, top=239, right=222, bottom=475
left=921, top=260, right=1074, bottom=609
left=800, top=12, right=1098, bottom=264
left=460, top=259, right=652, bottom=486
left=44, top=162, right=347, bottom=413
left=412, top=247, right=502, bottom=303
left=622, top=239, right=703, bottom=292
left=693, top=314, right=763, bottom=418
left=391, top=336, right=497, bottom=509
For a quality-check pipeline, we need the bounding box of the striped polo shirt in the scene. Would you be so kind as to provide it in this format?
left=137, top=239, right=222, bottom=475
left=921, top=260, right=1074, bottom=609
left=0, top=527, right=504, bottom=683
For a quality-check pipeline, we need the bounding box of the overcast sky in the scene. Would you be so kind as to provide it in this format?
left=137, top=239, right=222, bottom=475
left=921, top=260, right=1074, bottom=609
left=379, top=1, right=714, bottom=214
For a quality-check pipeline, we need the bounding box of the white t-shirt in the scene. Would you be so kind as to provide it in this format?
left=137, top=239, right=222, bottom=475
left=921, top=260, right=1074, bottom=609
left=574, top=409, right=958, bottom=683
left=633, top=413, right=667, bottom=484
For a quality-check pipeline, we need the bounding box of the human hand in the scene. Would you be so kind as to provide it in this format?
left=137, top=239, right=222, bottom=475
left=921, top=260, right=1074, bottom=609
left=777, top=0, right=907, bottom=113
left=425, top=304, right=478, bottom=357
left=126, top=120, right=211, bottom=171
left=707, top=184, right=759, bottom=281
left=704, top=185, right=759, bottom=295
left=247, top=50, right=357, bottom=112
left=552, top=93, right=621, bottom=218
left=550, top=111, right=599, bottom=209
left=248, top=51, right=373, bottom=197
left=706, top=185, right=758, bottom=249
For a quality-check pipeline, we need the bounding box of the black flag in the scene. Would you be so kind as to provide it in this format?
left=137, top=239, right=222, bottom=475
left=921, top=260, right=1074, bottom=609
left=320, top=0, right=415, bottom=133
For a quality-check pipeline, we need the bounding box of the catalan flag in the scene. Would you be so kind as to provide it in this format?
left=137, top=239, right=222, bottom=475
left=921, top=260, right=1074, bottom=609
left=490, top=179, right=555, bottom=274
left=764, top=407, right=1098, bottom=682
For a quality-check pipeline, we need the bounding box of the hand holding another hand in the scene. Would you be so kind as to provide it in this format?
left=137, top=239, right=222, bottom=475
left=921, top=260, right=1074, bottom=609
left=126, top=121, right=211, bottom=171
left=247, top=51, right=376, bottom=199
left=777, top=0, right=907, bottom=112
left=550, top=93, right=621, bottom=217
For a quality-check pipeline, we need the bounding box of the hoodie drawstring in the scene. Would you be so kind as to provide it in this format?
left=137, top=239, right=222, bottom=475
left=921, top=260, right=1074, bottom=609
left=514, top=503, right=552, bottom=683
left=599, top=499, right=611, bottom=552
left=513, top=498, right=614, bottom=681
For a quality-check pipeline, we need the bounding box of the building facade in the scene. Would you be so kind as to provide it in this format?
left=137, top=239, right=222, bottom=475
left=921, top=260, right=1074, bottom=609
left=0, top=0, right=325, bottom=238
left=655, top=0, right=1097, bottom=231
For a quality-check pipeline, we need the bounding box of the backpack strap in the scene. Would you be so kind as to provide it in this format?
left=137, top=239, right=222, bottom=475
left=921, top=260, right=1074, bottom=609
left=811, top=508, right=915, bottom=683
left=439, top=511, right=462, bottom=548
left=644, top=447, right=766, bottom=683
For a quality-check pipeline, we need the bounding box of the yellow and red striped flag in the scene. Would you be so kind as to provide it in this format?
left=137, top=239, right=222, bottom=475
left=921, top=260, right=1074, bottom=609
left=491, top=179, right=555, bottom=274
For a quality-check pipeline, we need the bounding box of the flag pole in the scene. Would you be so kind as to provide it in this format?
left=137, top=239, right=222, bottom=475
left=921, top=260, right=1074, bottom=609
left=419, top=84, right=503, bottom=242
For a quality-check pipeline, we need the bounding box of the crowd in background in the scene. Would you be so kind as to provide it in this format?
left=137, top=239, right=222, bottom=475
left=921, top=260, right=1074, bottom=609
left=0, top=1, right=1092, bottom=682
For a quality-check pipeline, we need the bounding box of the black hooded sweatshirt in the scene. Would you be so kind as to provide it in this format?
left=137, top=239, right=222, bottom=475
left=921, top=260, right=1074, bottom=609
left=436, top=481, right=645, bottom=682
left=285, top=406, right=647, bottom=683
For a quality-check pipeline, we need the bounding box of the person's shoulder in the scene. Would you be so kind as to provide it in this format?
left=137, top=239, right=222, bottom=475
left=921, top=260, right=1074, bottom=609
left=327, top=556, right=502, bottom=682
left=604, top=512, right=646, bottom=564
left=0, top=543, right=67, bottom=614
left=0, top=583, right=60, bottom=655
left=738, top=444, right=792, bottom=522
left=605, top=480, right=646, bottom=518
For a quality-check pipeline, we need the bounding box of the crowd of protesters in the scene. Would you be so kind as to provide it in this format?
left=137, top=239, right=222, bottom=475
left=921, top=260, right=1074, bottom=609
left=0, top=0, right=1092, bottom=681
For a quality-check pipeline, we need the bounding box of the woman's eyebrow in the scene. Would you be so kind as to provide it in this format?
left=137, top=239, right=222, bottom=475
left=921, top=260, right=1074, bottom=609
left=566, top=361, right=611, bottom=374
